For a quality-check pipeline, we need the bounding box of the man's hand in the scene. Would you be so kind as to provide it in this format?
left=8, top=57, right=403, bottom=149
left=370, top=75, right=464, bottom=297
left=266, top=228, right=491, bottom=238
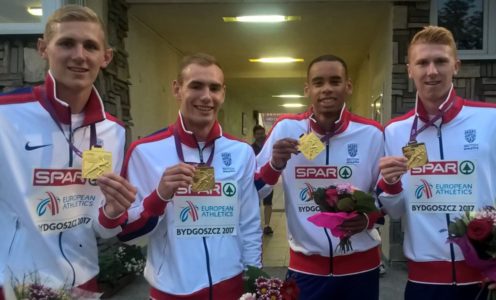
left=97, top=173, right=137, bottom=219
left=340, top=213, right=368, bottom=236
left=157, top=162, right=196, bottom=200
left=270, top=138, right=299, bottom=170
left=379, top=156, right=408, bottom=184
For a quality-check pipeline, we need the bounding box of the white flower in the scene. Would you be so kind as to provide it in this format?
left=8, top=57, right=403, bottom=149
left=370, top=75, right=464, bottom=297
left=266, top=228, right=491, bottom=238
left=239, top=292, right=256, bottom=300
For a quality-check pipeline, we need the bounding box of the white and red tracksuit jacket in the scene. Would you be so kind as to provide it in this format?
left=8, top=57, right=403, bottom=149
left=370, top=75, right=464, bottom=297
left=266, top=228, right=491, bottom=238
left=118, top=114, right=262, bottom=297
left=255, top=106, right=384, bottom=276
left=0, top=72, right=126, bottom=289
left=378, top=87, right=496, bottom=284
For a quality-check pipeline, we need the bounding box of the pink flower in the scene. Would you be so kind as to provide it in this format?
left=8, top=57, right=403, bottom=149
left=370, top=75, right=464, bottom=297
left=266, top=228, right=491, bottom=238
left=325, top=188, right=338, bottom=206
left=268, top=278, right=283, bottom=290
left=255, top=276, right=269, bottom=286
left=257, top=282, right=270, bottom=296
left=266, top=289, right=282, bottom=300
left=336, top=183, right=353, bottom=194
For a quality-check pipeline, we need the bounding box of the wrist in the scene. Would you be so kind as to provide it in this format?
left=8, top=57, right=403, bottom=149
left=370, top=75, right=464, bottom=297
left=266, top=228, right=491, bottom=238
left=103, top=204, right=124, bottom=220
left=378, top=177, right=403, bottom=195
left=269, top=160, right=285, bottom=171
left=156, top=188, right=172, bottom=202
left=383, top=176, right=401, bottom=185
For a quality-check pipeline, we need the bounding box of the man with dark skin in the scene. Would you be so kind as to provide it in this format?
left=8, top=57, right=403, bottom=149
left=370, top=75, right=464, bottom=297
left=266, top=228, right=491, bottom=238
left=255, top=54, right=384, bottom=300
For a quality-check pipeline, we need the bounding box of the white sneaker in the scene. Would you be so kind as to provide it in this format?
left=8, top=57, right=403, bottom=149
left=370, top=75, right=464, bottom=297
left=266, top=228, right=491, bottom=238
left=379, top=263, right=386, bottom=275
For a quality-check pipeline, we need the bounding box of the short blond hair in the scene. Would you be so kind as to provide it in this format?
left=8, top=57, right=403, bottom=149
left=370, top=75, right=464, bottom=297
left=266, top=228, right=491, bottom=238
left=408, top=26, right=457, bottom=62
left=177, top=53, right=223, bottom=84
left=44, top=5, right=108, bottom=47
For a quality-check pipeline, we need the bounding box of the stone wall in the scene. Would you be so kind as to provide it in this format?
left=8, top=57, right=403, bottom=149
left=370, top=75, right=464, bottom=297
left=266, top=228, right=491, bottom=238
left=0, top=37, right=41, bottom=90
left=97, top=0, right=133, bottom=144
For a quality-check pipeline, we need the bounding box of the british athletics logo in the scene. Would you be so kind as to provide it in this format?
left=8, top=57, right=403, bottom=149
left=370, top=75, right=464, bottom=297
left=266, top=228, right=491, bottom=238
left=465, top=129, right=476, bottom=143
left=347, top=143, right=358, bottom=157
left=37, top=192, right=60, bottom=216
left=221, top=152, right=232, bottom=166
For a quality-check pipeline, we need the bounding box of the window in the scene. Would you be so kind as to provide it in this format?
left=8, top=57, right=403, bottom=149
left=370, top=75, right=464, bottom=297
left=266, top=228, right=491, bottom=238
left=431, top=0, right=496, bottom=59
left=0, top=0, right=62, bottom=34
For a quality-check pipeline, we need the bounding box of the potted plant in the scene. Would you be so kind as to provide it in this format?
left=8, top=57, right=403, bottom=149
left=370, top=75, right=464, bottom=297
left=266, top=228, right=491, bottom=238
left=97, top=243, right=146, bottom=298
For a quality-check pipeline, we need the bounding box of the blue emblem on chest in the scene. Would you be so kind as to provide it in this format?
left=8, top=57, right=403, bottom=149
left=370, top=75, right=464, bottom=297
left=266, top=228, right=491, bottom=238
left=347, top=143, right=358, bottom=157
left=464, top=129, right=476, bottom=143
left=222, top=152, right=232, bottom=166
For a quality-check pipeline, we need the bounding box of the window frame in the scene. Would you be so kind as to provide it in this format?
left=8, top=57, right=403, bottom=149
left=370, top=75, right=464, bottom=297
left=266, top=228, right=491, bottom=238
left=430, top=0, right=496, bottom=59
left=0, top=0, right=63, bottom=35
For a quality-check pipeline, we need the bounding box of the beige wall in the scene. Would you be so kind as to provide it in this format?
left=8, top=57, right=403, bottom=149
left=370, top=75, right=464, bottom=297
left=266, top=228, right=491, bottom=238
left=126, top=13, right=254, bottom=143
left=347, top=4, right=393, bottom=260
left=220, top=95, right=256, bottom=143
left=126, top=14, right=182, bottom=141
left=349, top=4, right=392, bottom=125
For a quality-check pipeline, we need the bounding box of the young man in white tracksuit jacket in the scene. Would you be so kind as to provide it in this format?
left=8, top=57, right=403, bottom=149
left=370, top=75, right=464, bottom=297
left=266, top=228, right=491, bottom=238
left=0, top=5, right=136, bottom=298
left=379, top=26, right=494, bottom=299
left=255, top=54, right=384, bottom=300
left=112, top=54, right=262, bottom=300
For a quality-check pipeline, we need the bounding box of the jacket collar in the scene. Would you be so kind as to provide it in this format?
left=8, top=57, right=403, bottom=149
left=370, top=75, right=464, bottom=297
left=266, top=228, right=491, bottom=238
left=309, top=104, right=350, bottom=135
left=415, top=85, right=463, bottom=124
left=34, top=71, right=106, bottom=125
left=174, top=111, right=222, bottom=148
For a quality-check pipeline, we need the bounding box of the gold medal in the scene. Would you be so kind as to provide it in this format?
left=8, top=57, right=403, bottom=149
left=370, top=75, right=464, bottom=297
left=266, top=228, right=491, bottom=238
left=298, top=132, right=325, bottom=160
left=82, top=146, right=112, bottom=179
left=191, top=165, right=215, bottom=192
left=402, top=141, right=428, bottom=169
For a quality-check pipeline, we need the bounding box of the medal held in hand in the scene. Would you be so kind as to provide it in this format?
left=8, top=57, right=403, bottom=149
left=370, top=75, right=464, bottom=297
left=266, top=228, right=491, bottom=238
left=82, top=146, right=112, bottom=179
left=192, top=165, right=215, bottom=192
left=402, top=141, right=428, bottom=169
left=298, top=132, right=325, bottom=160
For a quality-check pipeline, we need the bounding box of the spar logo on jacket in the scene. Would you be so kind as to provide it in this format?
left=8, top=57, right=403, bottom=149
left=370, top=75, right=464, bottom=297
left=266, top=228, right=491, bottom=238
left=408, top=160, right=477, bottom=213
left=30, top=169, right=99, bottom=233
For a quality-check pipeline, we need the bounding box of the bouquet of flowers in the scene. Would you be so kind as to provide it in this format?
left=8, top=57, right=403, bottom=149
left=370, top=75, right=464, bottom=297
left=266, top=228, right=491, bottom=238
left=6, top=272, right=101, bottom=300
left=307, top=183, right=379, bottom=252
left=448, top=207, right=496, bottom=300
left=240, top=266, right=299, bottom=300
left=13, top=283, right=71, bottom=300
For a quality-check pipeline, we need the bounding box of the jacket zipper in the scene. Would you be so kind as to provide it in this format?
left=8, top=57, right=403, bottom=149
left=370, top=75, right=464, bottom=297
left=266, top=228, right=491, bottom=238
left=325, top=142, right=334, bottom=275
left=203, top=237, right=213, bottom=300
left=436, top=124, right=458, bottom=284
left=59, top=232, right=76, bottom=286
left=63, top=121, right=76, bottom=286
left=8, top=218, right=19, bottom=255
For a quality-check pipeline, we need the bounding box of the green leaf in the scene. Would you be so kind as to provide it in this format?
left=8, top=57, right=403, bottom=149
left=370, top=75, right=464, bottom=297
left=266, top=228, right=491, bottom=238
left=337, top=197, right=355, bottom=212
left=243, top=266, right=270, bottom=293
left=448, top=219, right=467, bottom=237
left=353, top=190, right=379, bottom=213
